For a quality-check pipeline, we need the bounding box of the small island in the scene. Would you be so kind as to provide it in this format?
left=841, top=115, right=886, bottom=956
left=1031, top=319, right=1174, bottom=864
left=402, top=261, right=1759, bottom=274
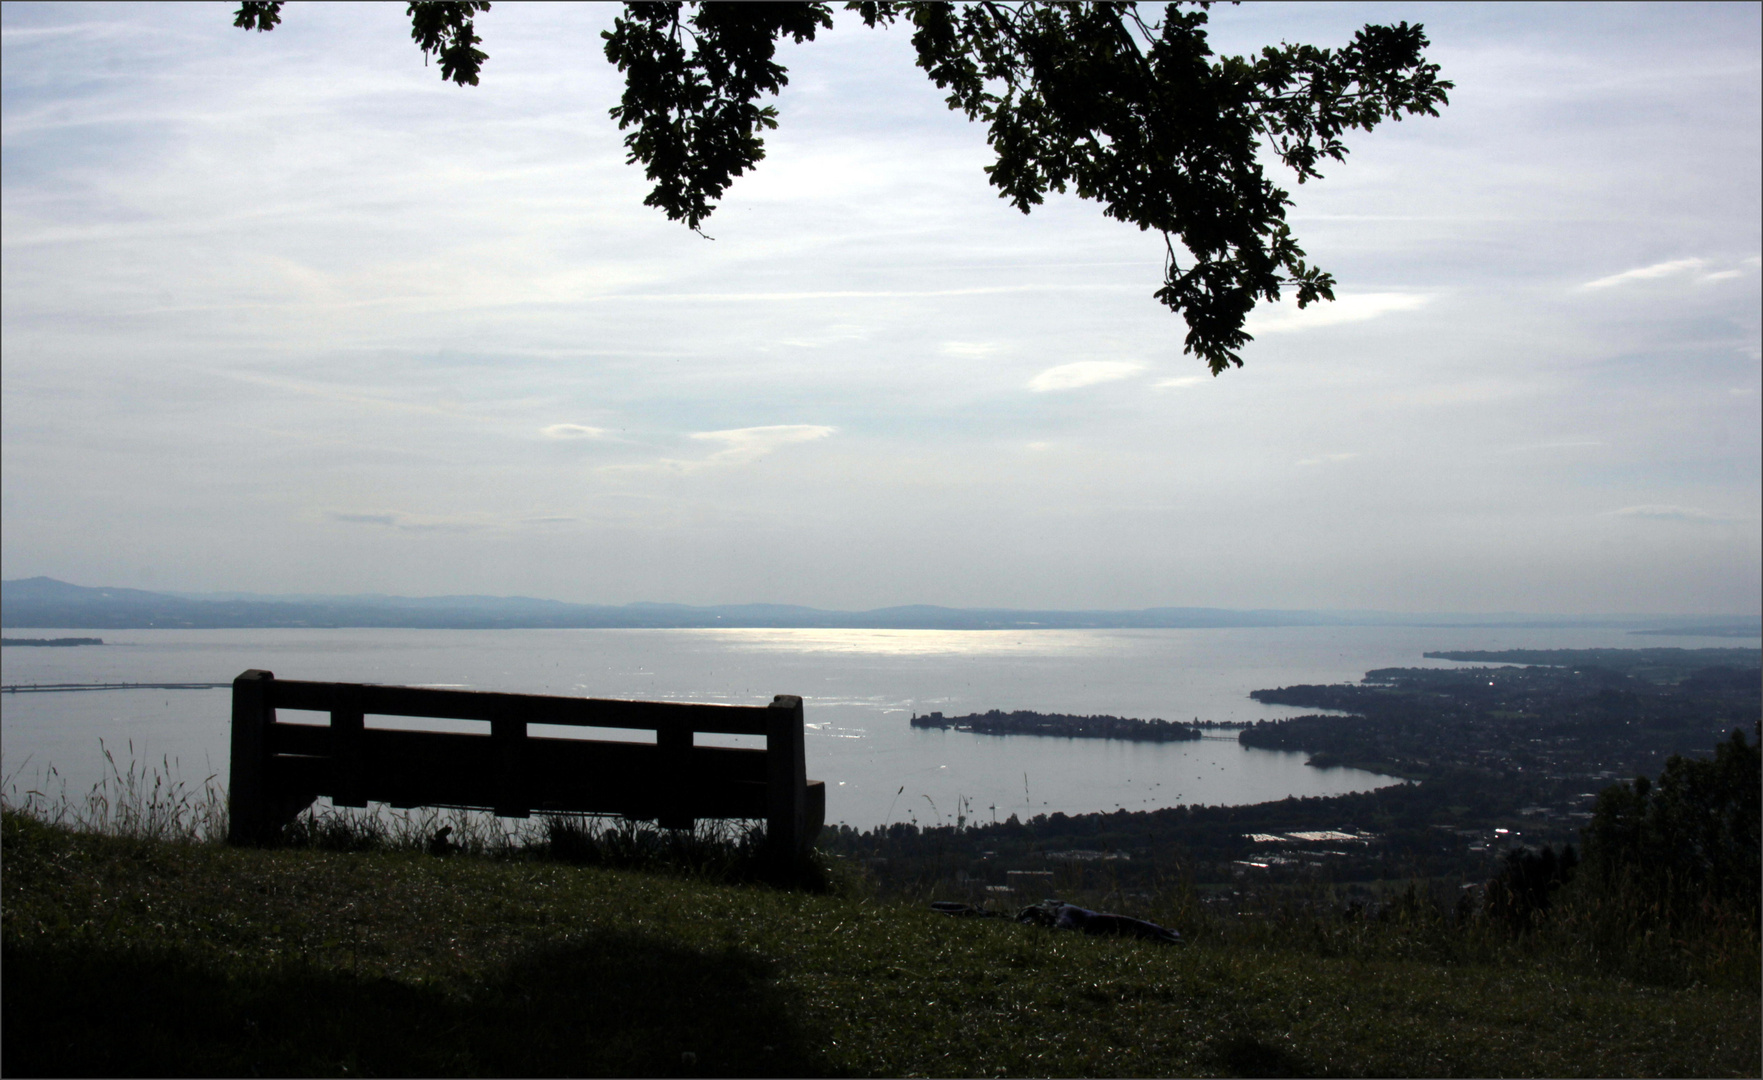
left=0, top=637, right=104, bottom=647
left=911, top=709, right=1202, bottom=741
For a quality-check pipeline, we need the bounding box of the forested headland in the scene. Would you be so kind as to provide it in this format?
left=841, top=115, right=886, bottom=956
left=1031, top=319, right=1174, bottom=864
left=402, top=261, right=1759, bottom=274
left=831, top=648, right=1760, bottom=907
left=911, top=709, right=1202, bottom=741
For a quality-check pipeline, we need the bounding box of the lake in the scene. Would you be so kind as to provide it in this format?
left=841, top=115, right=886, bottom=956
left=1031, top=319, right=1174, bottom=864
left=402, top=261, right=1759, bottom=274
left=3, top=624, right=1752, bottom=828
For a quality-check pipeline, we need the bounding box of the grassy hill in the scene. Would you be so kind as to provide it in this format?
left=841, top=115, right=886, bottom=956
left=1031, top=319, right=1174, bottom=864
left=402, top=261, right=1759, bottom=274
left=4, top=811, right=1756, bottom=1078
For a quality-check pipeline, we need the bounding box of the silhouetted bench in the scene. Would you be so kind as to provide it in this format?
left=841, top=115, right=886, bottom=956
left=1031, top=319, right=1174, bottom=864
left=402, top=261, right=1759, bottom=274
left=227, top=670, right=825, bottom=857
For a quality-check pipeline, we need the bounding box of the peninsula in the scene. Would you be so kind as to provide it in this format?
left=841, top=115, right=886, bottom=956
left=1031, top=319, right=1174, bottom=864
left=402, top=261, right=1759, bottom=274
left=0, top=637, right=103, bottom=647
left=911, top=709, right=1202, bottom=741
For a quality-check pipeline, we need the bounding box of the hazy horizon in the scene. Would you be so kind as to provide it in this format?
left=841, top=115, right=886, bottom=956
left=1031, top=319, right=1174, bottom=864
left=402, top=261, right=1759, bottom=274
left=4, top=3, right=1759, bottom=616
left=6, top=573, right=1761, bottom=626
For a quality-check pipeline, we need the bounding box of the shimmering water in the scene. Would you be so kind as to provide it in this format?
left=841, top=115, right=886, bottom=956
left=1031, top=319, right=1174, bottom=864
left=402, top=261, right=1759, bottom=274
left=3, top=625, right=1750, bottom=827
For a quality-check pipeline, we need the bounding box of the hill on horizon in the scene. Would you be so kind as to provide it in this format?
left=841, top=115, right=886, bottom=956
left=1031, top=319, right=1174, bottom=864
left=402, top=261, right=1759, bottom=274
left=2, top=577, right=1759, bottom=633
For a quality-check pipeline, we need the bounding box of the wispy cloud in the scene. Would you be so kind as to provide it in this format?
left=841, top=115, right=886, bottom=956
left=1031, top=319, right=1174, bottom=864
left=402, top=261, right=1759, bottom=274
left=326, top=511, right=488, bottom=533
left=1497, top=440, right=1605, bottom=454
left=215, top=370, right=469, bottom=420
left=1608, top=505, right=1722, bottom=523
left=1027, top=360, right=1145, bottom=392
left=590, top=284, right=1127, bottom=304
left=1153, top=375, right=1208, bottom=390
left=591, top=423, right=829, bottom=476
left=540, top=423, right=608, bottom=439
left=1581, top=256, right=1758, bottom=290
left=1582, top=258, right=1706, bottom=289
left=1374, top=381, right=1537, bottom=409
left=1246, top=292, right=1431, bottom=334
left=329, top=512, right=398, bottom=527
left=687, top=424, right=836, bottom=467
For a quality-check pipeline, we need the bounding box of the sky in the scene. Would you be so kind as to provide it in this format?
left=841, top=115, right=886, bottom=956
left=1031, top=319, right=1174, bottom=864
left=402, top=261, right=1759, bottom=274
left=2, top=2, right=1759, bottom=615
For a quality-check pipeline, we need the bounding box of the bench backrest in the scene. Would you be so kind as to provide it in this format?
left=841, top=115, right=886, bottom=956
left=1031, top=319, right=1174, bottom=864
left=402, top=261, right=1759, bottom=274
left=227, top=670, right=823, bottom=854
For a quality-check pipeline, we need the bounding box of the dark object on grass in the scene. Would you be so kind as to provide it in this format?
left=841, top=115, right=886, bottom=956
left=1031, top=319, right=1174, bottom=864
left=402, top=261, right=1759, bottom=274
left=428, top=825, right=454, bottom=857
left=1016, top=899, right=1183, bottom=944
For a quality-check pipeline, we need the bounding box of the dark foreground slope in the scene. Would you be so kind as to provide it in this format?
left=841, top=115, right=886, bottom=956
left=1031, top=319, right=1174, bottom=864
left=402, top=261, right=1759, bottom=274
left=5, top=813, right=1757, bottom=1078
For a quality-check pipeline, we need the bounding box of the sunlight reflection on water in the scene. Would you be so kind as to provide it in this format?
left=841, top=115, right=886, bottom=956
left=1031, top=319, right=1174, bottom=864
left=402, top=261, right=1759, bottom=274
left=692, top=627, right=1120, bottom=656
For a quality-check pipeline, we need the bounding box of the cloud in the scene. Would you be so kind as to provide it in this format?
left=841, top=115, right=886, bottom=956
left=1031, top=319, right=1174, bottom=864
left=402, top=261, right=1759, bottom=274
left=1497, top=440, right=1605, bottom=454
left=1295, top=452, right=1360, bottom=467
left=1581, top=257, right=1758, bottom=290
left=326, top=511, right=486, bottom=533
left=215, top=370, right=468, bottom=420
left=593, top=284, right=1127, bottom=304
left=1027, top=360, right=1146, bottom=392
left=396, top=521, right=488, bottom=534
left=540, top=423, right=608, bottom=439
left=940, top=341, right=998, bottom=358
left=1582, top=258, right=1706, bottom=289
left=1153, top=375, right=1208, bottom=390
left=688, top=424, right=837, bottom=466
left=1246, top=293, right=1431, bottom=334
left=1608, top=505, right=1722, bottom=522
left=1374, top=380, right=1537, bottom=409
left=597, top=425, right=837, bottom=476
left=328, top=512, right=398, bottom=526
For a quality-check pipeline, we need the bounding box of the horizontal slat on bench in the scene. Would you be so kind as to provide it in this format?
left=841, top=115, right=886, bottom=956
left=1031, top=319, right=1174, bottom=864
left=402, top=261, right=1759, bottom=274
left=267, top=723, right=771, bottom=818
left=264, top=680, right=771, bottom=735
left=273, top=753, right=770, bottom=819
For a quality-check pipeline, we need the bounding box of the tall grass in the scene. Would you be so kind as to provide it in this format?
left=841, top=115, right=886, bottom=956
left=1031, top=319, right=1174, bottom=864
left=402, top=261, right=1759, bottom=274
left=1529, top=873, right=1762, bottom=990
left=899, top=855, right=1759, bottom=994
left=1143, top=876, right=1761, bottom=992
left=1, top=745, right=836, bottom=889
left=1, top=740, right=226, bottom=844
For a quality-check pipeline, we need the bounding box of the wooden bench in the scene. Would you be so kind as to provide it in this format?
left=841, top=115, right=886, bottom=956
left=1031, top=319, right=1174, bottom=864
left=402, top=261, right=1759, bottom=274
left=226, top=670, right=825, bottom=856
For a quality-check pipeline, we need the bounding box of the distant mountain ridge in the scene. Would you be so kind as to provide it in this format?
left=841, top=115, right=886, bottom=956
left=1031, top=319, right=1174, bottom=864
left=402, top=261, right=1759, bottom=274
left=3, top=577, right=1759, bottom=633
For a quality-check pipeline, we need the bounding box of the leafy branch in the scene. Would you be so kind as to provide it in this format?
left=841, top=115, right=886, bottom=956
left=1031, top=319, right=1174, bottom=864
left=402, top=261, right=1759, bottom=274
left=235, top=1, right=1451, bottom=374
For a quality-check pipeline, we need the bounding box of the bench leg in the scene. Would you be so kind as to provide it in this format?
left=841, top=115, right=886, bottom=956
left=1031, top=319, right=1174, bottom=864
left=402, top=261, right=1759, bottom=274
left=228, top=670, right=274, bottom=845
left=766, top=695, right=808, bottom=860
